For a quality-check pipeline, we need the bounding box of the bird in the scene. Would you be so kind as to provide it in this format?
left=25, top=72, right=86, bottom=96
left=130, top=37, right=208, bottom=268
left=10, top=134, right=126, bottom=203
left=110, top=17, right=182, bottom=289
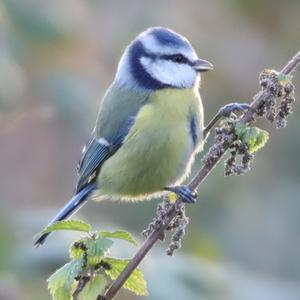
left=34, top=27, right=214, bottom=247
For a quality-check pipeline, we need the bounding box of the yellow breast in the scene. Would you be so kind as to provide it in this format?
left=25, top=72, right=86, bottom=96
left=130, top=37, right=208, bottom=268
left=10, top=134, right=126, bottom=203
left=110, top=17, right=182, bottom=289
left=152, top=88, right=202, bottom=120
left=98, top=88, right=204, bottom=200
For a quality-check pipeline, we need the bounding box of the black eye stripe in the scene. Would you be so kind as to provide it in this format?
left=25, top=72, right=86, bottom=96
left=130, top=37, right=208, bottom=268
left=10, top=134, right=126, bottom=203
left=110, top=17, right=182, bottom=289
left=142, top=50, right=193, bottom=66
left=160, top=54, right=190, bottom=64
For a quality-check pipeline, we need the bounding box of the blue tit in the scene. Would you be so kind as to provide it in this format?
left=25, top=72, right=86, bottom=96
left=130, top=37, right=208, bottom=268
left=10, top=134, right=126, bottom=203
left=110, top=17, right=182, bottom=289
left=35, top=27, right=213, bottom=246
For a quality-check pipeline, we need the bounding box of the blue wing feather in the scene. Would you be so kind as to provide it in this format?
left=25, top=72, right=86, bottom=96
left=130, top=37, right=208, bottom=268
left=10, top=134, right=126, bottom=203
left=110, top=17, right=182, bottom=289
left=76, top=138, right=110, bottom=192
left=76, top=117, right=135, bottom=192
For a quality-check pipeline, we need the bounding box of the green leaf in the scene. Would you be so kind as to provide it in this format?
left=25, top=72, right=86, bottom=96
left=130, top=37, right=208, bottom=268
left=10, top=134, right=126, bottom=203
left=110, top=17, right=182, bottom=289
left=234, top=122, right=269, bottom=153
left=87, top=238, right=113, bottom=256
left=41, top=220, right=91, bottom=235
left=98, top=231, right=138, bottom=246
left=86, top=237, right=113, bottom=266
left=69, top=236, right=113, bottom=266
left=104, top=258, right=148, bottom=296
left=234, top=121, right=248, bottom=137
left=77, top=275, right=107, bottom=300
left=242, top=126, right=259, bottom=146
left=69, top=241, right=87, bottom=260
left=48, top=259, right=83, bottom=300
left=242, top=127, right=269, bottom=153
left=70, top=246, right=84, bottom=260
left=250, top=130, right=269, bottom=153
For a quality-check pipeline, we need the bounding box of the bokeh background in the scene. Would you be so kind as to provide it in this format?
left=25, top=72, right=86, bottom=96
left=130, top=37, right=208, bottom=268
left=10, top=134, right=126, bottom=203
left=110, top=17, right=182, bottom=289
left=1, top=0, right=300, bottom=299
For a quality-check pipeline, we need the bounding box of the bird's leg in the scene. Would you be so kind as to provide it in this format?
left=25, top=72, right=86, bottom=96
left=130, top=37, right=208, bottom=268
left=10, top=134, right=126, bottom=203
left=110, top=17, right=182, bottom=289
left=164, top=185, right=198, bottom=204
left=203, top=102, right=252, bottom=139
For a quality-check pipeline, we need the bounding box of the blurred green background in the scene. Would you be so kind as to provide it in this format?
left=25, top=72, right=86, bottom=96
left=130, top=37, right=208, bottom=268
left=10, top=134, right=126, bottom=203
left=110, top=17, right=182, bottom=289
left=1, top=0, right=300, bottom=299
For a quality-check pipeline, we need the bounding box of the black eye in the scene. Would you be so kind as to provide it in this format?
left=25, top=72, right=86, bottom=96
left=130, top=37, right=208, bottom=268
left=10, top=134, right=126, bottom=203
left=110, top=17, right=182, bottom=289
left=172, top=54, right=186, bottom=63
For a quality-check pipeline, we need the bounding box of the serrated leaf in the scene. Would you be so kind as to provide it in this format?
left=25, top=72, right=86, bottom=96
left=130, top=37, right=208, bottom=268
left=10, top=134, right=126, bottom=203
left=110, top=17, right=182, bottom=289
left=86, top=238, right=113, bottom=267
left=70, top=245, right=85, bottom=260
left=234, top=121, right=248, bottom=137
left=77, top=274, right=107, bottom=300
left=48, top=259, right=83, bottom=300
left=98, top=231, right=138, bottom=246
left=41, top=220, right=91, bottom=235
left=70, top=240, right=87, bottom=260
left=87, top=238, right=113, bottom=258
left=104, top=258, right=148, bottom=296
left=242, top=127, right=269, bottom=153
left=234, top=122, right=269, bottom=153
left=242, top=127, right=259, bottom=146
left=69, top=237, right=113, bottom=266
left=249, top=130, right=269, bottom=153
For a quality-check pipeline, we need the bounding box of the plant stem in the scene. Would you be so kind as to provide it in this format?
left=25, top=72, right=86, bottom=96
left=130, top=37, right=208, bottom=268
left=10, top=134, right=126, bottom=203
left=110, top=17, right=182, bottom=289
left=73, top=276, right=90, bottom=300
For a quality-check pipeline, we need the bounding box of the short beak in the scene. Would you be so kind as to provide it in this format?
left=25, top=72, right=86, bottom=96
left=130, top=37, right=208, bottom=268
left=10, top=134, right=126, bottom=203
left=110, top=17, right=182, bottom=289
left=193, top=58, right=214, bottom=72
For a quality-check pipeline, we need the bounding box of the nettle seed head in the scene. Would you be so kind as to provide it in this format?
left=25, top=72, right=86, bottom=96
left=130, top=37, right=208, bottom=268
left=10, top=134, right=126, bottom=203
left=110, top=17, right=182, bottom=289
left=259, top=69, right=283, bottom=97
left=258, top=69, right=296, bottom=128
left=202, top=123, right=236, bottom=167
left=224, top=141, right=254, bottom=176
left=275, top=92, right=296, bottom=129
left=166, top=207, right=189, bottom=256
left=142, top=198, right=173, bottom=239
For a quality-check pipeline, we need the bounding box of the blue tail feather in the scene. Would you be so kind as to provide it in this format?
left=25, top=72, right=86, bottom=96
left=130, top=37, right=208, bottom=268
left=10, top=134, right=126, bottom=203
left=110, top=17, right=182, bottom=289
left=34, top=183, right=96, bottom=247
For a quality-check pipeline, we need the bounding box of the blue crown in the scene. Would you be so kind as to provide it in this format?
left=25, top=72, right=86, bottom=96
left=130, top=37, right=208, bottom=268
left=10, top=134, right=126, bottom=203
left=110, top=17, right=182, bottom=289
left=148, top=27, right=189, bottom=48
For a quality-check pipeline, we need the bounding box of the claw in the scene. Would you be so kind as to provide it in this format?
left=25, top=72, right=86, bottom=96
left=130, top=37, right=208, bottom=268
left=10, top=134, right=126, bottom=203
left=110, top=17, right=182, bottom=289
left=164, top=185, right=198, bottom=203
left=218, top=103, right=252, bottom=118
left=204, top=102, right=253, bottom=140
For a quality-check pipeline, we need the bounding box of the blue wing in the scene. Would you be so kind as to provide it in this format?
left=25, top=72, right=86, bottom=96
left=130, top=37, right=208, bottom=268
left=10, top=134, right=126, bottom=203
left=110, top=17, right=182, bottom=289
left=76, top=135, right=111, bottom=192
left=75, top=117, right=135, bottom=193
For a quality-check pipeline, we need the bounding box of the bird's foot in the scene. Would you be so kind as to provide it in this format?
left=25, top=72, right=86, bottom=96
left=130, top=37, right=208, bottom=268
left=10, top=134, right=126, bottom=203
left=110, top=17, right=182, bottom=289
left=218, top=102, right=252, bottom=118
left=204, top=102, right=253, bottom=139
left=164, top=185, right=198, bottom=204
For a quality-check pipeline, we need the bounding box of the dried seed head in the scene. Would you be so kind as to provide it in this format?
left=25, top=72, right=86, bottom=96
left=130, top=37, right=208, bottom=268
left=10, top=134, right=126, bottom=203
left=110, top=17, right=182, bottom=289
left=166, top=207, right=189, bottom=256
left=275, top=92, right=296, bottom=129
left=258, top=69, right=296, bottom=128
left=143, top=197, right=190, bottom=256
left=259, top=70, right=283, bottom=97
left=224, top=141, right=253, bottom=176
left=202, top=123, right=236, bottom=167
left=275, top=114, right=288, bottom=129
left=284, top=82, right=295, bottom=95
left=224, top=149, right=237, bottom=176
left=142, top=198, right=173, bottom=238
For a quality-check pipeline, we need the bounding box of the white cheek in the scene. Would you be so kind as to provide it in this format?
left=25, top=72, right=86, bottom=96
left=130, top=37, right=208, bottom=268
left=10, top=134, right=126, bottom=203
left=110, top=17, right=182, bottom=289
left=140, top=57, right=197, bottom=88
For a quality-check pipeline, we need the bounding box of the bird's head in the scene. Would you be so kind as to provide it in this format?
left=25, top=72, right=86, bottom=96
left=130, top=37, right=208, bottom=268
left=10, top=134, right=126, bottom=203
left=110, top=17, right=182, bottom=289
left=115, top=27, right=213, bottom=90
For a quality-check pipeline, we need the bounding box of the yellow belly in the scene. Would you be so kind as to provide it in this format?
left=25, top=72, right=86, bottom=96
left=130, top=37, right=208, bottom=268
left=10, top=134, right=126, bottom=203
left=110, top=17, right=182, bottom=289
left=98, top=88, right=203, bottom=200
